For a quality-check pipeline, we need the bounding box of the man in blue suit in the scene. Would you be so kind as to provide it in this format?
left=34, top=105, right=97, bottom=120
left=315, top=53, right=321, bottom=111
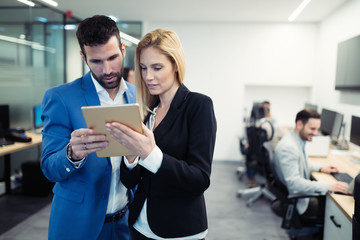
left=41, top=15, right=136, bottom=239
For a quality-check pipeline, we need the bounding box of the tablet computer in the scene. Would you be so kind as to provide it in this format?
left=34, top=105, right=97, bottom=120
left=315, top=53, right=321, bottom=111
left=81, top=103, right=143, bottom=157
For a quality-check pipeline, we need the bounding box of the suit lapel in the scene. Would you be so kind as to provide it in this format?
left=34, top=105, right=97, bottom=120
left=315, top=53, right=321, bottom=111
left=123, top=81, right=135, bottom=104
left=291, top=132, right=310, bottom=179
left=153, top=84, right=190, bottom=142
left=80, top=72, right=110, bottom=163
left=81, top=72, right=101, bottom=106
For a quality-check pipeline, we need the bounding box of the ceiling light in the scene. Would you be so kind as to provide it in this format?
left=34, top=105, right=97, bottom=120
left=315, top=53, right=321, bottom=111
left=288, top=0, right=311, bottom=22
left=17, top=0, right=35, bottom=7
left=109, top=16, right=119, bottom=22
left=0, top=35, right=56, bottom=53
left=37, top=17, right=48, bottom=23
left=64, top=25, right=77, bottom=31
left=120, top=32, right=139, bottom=45
left=41, top=0, right=58, bottom=7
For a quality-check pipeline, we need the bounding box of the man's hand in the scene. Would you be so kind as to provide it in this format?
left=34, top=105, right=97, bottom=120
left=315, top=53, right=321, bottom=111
left=329, top=181, right=349, bottom=193
left=320, top=165, right=339, bottom=174
left=69, top=128, right=108, bottom=160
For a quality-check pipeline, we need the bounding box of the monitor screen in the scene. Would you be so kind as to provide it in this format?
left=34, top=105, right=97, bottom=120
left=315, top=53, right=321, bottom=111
left=0, top=104, right=10, bottom=131
left=319, top=108, right=344, bottom=140
left=320, top=108, right=337, bottom=136
left=351, top=115, right=360, bottom=147
left=33, top=104, right=43, bottom=129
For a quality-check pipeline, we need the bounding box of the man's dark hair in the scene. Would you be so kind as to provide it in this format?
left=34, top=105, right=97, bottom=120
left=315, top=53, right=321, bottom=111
left=295, top=109, right=321, bottom=125
left=123, top=67, right=132, bottom=81
left=76, top=15, right=121, bottom=59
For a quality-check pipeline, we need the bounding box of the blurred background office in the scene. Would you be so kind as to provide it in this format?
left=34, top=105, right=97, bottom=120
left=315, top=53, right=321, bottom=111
left=1, top=0, right=360, bottom=239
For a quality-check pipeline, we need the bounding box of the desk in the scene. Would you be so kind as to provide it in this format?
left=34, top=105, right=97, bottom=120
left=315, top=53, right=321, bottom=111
left=0, top=132, right=42, bottom=194
left=310, top=152, right=360, bottom=240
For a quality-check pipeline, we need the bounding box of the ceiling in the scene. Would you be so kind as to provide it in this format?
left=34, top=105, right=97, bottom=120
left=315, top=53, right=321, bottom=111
left=0, top=0, right=350, bottom=23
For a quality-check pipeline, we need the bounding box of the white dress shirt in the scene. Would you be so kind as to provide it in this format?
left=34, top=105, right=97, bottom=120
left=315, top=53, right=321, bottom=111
left=68, top=74, right=129, bottom=214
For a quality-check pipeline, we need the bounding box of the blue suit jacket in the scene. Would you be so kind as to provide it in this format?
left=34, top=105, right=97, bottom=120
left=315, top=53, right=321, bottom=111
left=41, top=72, right=136, bottom=239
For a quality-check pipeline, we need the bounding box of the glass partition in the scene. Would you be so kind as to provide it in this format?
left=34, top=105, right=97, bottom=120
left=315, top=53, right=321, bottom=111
left=0, top=3, right=141, bottom=129
left=0, top=5, right=65, bottom=129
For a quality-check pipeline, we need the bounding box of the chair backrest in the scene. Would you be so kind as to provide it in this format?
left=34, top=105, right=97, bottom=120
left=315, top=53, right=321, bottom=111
left=266, top=146, right=289, bottom=200
left=245, top=119, right=275, bottom=179
left=246, top=126, right=269, bottom=177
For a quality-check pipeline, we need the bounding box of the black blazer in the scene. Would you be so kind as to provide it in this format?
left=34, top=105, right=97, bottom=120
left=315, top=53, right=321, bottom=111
left=120, top=84, right=217, bottom=238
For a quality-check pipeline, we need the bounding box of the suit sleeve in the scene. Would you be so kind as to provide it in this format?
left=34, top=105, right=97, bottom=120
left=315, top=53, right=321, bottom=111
left=40, top=89, right=87, bottom=182
left=156, top=96, right=217, bottom=195
left=120, top=159, right=143, bottom=189
left=276, top=145, right=328, bottom=195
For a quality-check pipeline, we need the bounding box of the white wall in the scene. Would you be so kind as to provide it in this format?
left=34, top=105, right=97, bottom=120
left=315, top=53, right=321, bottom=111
left=66, top=30, right=83, bottom=82
left=143, top=22, right=317, bottom=161
left=314, top=0, right=360, bottom=142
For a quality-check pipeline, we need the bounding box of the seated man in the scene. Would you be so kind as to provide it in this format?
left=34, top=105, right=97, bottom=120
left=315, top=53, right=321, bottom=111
left=274, top=109, right=348, bottom=219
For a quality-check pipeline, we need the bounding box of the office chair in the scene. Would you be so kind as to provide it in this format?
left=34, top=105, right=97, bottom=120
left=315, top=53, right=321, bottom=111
left=353, top=173, right=360, bottom=240
left=236, top=119, right=276, bottom=207
left=267, top=153, right=323, bottom=239
left=235, top=137, right=247, bottom=181
left=236, top=103, right=265, bottom=181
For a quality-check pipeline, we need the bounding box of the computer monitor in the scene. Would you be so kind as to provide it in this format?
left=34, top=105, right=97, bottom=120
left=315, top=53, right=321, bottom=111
left=32, top=104, right=43, bottom=132
left=0, top=104, right=13, bottom=146
left=350, top=115, right=360, bottom=148
left=0, top=104, right=10, bottom=132
left=320, top=108, right=344, bottom=141
left=304, top=102, right=318, bottom=111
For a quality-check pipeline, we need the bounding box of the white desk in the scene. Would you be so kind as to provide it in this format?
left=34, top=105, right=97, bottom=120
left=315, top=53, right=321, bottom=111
left=310, top=151, right=360, bottom=240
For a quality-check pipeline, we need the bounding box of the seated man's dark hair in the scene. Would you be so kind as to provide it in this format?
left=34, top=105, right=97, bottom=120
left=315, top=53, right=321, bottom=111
left=295, top=109, right=321, bottom=125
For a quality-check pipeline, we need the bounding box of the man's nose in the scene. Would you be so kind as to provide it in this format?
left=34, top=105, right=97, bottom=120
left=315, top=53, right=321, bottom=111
left=103, top=61, right=112, bottom=74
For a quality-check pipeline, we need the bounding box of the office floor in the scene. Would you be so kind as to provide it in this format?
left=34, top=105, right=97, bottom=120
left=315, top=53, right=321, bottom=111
left=0, top=161, right=301, bottom=240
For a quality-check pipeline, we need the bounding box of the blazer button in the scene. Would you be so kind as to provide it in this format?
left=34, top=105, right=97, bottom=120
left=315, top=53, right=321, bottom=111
left=64, top=165, right=70, bottom=172
left=106, top=165, right=111, bottom=171
left=102, top=194, right=107, bottom=200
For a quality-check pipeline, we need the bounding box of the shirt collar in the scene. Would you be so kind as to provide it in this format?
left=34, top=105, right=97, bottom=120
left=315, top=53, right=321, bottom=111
left=90, top=73, right=128, bottom=98
left=292, top=131, right=306, bottom=151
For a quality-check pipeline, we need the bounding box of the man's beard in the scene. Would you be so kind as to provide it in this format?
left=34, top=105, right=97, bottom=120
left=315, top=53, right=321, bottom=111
left=299, top=128, right=313, bottom=142
left=91, top=68, right=123, bottom=89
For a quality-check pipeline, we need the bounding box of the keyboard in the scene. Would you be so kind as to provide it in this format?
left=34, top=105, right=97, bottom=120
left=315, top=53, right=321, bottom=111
left=331, top=172, right=353, bottom=184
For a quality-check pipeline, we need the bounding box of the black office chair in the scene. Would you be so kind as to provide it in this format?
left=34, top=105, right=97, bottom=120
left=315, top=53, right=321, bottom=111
left=237, top=119, right=276, bottom=206
left=267, top=152, right=324, bottom=239
left=353, top=173, right=360, bottom=240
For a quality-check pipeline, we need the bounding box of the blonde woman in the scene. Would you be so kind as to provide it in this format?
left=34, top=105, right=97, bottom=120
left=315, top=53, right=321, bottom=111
left=106, top=29, right=217, bottom=240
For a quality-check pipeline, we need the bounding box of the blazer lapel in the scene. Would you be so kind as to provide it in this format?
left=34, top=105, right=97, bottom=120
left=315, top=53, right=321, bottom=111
left=82, top=72, right=101, bottom=106
left=153, top=84, right=190, bottom=142
left=291, top=132, right=310, bottom=179
left=123, top=81, right=135, bottom=104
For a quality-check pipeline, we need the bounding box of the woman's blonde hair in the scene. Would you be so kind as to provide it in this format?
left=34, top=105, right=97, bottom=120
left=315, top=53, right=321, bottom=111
left=134, top=29, right=186, bottom=119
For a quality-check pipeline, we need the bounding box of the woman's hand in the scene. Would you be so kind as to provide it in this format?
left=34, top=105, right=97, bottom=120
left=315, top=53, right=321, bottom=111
left=69, top=128, right=108, bottom=160
left=106, top=122, right=156, bottom=160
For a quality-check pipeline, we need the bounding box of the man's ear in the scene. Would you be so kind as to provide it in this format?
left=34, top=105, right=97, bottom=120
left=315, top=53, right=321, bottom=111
left=80, top=51, right=86, bottom=63
left=296, top=120, right=303, bottom=130
left=121, top=42, right=126, bottom=58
